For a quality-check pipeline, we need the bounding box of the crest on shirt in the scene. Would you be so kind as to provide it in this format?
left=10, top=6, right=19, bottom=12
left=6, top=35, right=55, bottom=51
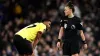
left=71, top=25, right=76, bottom=29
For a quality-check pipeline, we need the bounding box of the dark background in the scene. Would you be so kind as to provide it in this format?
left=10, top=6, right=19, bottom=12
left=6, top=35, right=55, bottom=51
left=0, top=0, right=100, bottom=56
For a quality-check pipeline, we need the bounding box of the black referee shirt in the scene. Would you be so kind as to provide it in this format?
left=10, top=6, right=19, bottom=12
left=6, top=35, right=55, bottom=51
left=60, top=16, right=83, bottom=40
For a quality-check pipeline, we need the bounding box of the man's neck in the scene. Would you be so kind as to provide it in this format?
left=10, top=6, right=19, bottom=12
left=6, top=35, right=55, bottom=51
left=68, top=13, right=74, bottom=18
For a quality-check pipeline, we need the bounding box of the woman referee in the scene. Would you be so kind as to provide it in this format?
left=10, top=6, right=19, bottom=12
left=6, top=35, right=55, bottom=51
left=57, top=1, right=88, bottom=56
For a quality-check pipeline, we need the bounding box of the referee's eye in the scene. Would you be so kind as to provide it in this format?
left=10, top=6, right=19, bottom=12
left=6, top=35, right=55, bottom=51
left=49, top=23, right=51, bottom=26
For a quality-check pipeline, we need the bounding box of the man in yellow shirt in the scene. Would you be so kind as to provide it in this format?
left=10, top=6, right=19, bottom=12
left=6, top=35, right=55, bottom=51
left=13, top=19, right=51, bottom=56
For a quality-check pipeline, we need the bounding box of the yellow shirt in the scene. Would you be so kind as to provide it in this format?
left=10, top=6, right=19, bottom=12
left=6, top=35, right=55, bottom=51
left=15, top=22, right=46, bottom=42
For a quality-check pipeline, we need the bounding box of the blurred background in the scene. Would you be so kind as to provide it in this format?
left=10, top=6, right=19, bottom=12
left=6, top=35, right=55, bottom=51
left=0, top=0, right=100, bottom=56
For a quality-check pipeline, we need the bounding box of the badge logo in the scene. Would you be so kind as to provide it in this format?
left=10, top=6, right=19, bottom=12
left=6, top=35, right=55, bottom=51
left=71, top=25, right=76, bottom=29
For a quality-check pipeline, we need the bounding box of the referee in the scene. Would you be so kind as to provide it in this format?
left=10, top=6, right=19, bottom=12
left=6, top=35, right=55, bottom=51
left=57, top=1, right=87, bottom=56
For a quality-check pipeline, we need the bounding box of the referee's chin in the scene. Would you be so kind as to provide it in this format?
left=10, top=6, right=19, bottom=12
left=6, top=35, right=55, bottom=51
left=64, top=14, right=68, bottom=16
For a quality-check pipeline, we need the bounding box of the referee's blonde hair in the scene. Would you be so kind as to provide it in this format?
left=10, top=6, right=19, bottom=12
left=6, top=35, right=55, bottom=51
left=65, top=1, right=75, bottom=12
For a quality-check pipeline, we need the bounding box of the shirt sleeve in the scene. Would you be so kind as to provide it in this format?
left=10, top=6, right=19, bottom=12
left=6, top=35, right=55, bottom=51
left=60, top=20, right=64, bottom=27
left=76, top=19, right=83, bottom=30
left=38, top=24, right=46, bottom=33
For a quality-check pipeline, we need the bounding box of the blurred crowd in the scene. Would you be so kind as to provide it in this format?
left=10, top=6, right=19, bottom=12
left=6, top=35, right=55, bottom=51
left=0, top=0, right=100, bottom=56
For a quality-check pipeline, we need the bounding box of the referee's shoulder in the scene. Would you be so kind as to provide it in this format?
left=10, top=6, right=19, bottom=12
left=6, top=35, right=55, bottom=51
left=60, top=16, right=68, bottom=21
left=74, top=16, right=81, bottom=22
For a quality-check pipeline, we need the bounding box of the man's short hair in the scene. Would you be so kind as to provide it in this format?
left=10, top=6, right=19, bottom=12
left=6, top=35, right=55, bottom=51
left=65, top=1, right=75, bottom=12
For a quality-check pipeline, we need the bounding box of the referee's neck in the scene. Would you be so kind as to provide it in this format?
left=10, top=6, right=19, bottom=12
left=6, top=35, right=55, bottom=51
left=68, top=13, right=74, bottom=18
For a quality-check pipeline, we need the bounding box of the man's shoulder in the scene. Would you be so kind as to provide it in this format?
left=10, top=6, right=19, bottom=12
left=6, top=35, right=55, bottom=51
left=37, top=22, right=46, bottom=28
left=34, top=22, right=44, bottom=26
